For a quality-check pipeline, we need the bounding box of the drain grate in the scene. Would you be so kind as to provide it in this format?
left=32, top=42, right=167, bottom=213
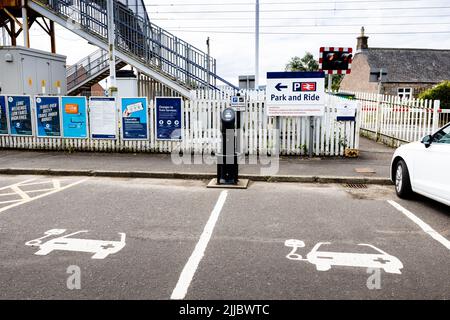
left=344, top=183, right=368, bottom=189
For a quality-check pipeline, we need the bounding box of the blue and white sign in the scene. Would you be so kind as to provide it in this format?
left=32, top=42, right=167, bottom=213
left=7, top=95, right=33, bottom=136
left=62, top=96, right=88, bottom=139
left=155, top=97, right=183, bottom=141
left=121, top=97, right=149, bottom=140
left=230, top=95, right=246, bottom=111
left=336, top=99, right=357, bottom=122
left=0, top=95, right=8, bottom=135
left=266, top=72, right=325, bottom=116
left=89, top=97, right=117, bottom=139
left=35, top=96, right=62, bottom=138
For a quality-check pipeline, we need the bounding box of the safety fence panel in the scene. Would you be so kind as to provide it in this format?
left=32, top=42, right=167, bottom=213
left=353, top=91, right=443, bottom=147
left=0, top=91, right=360, bottom=156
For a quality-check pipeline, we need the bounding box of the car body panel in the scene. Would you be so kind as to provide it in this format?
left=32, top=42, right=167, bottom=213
left=391, top=123, right=450, bottom=206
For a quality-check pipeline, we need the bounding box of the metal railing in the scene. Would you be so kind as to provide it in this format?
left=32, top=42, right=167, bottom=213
left=39, top=0, right=237, bottom=91
left=66, top=48, right=110, bottom=91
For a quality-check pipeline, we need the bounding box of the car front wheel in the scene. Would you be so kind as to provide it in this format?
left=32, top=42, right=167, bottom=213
left=395, top=159, right=413, bottom=198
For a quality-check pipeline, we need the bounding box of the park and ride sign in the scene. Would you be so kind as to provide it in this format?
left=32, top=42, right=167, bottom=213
left=266, top=71, right=325, bottom=117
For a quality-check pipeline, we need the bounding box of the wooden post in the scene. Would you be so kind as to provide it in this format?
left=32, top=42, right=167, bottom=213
left=10, top=19, right=16, bottom=46
left=21, top=0, right=30, bottom=47
left=50, top=20, right=56, bottom=53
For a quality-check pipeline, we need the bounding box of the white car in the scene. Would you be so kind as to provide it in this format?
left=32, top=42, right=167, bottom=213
left=391, top=122, right=450, bottom=206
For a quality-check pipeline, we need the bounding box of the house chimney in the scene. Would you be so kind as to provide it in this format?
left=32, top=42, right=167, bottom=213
left=357, top=26, right=368, bottom=51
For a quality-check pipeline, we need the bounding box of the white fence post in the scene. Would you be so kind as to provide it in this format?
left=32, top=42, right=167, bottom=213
left=374, top=93, right=382, bottom=141
left=432, top=100, right=441, bottom=133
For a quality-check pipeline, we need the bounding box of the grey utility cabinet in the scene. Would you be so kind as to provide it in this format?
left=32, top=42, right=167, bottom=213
left=0, top=46, right=67, bottom=95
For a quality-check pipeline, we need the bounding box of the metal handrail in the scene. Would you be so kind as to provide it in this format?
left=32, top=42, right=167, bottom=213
left=66, top=49, right=110, bottom=90
left=41, top=0, right=238, bottom=91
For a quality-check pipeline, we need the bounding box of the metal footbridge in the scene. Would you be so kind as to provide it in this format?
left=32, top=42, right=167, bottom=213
left=27, top=0, right=237, bottom=96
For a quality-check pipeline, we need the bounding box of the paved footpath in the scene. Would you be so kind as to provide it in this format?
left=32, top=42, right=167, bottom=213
left=0, top=137, right=394, bottom=183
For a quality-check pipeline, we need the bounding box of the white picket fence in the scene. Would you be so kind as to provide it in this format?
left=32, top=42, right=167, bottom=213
left=354, top=92, right=448, bottom=147
left=0, top=90, right=360, bottom=156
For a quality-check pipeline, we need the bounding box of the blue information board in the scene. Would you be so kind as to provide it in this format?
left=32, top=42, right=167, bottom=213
left=35, top=96, right=62, bottom=137
left=155, top=97, right=183, bottom=141
left=0, top=95, right=8, bottom=135
left=7, top=95, right=33, bottom=136
left=61, top=96, right=88, bottom=139
left=121, top=97, right=148, bottom=140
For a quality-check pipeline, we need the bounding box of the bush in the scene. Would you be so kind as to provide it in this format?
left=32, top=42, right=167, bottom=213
left=418, top=81, right=450, bottom=109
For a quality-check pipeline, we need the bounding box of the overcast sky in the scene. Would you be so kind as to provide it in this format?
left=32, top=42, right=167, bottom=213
left=6, top=0, right=450, bottom=86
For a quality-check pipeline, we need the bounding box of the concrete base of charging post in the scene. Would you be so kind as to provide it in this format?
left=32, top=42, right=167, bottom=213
left=209, top=152, right=248, bottom=189
left=207, top=178, right=249, bottom=189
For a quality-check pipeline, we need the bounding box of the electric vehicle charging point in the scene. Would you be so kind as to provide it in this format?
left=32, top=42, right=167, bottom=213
left=207, top=107, right=249, bottom=189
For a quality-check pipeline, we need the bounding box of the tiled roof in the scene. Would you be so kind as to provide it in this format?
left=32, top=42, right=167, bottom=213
left=362, top=48, right=450, bottom=83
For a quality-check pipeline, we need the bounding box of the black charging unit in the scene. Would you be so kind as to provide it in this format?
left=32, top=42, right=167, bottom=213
left=217, top=108, right=238, bottom=185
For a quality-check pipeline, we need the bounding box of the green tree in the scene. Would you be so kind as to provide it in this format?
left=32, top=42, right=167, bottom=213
left=285, top=53, right=344, bottom=91
left=329, top=74, right=344, bottom=92
left=418, top=81, right=450, bottom=109
left=285, top=52, right=319, bottom=72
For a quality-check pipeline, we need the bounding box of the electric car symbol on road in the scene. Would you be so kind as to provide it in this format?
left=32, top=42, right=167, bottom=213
left=285, top=240, right=403, bottom=274
left=25, top=229, right=126, bottom=259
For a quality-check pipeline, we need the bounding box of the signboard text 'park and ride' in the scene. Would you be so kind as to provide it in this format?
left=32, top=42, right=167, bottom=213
left=266, top=71, right=325, bottom=117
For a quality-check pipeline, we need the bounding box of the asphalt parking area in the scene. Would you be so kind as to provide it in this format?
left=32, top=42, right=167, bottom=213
left=0, top=176, right=222, bottom=299
left=0, top=175, right=448, bottom=299
left=186, top=183, right=450, bottom=299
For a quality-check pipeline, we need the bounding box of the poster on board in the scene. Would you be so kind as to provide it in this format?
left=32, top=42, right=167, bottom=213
left=7, top=95, right=33, bottom=136
left=35, top=96, right=62, bottom=137
left=121, top=97, right=149, bottom=140
left=155, top=97, right=183, bottom=141
left=61, top=96, right=88, bottom=139
left=89, top=97, right=117, bottom=139
left=0, top=95, right=8, bottom=135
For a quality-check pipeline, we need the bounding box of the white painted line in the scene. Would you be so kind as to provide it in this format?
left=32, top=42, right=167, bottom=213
left=52, top=179, right=61, bottom=189
left=23, top=188, right=55, bottom=194
left=0, top=192, right=17, bottom=197
left=387, top=200, right=450, bottom=250
left=0, top=178, right=88, bottom=214
left=11, top=185, right=31, bottom=200
left=171, top=190, right=228, bottom=300
left=18, top=180, right=55, bottom=187
left=0, top=178, right=37, bottom=191
left=0, top=199, right=23, bottom=205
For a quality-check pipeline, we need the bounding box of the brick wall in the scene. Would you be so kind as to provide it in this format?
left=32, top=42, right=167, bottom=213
left=339, top=53, right=378, bottom=94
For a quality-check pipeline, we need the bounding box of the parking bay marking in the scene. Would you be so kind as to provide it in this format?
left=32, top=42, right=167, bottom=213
left=0, top=178, right=88, bottom=214
left=171, top=190, right=228, bottom=300
left=387, top=200, right=450, bottom=251
left=285, top=240, right=403, bottom=274
left=25, top=229, right=126, bottom=259
left=0, top=178, right=37, bottom=191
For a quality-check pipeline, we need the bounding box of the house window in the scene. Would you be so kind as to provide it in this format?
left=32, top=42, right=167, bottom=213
left=398, top=87, right=413, bottom=100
